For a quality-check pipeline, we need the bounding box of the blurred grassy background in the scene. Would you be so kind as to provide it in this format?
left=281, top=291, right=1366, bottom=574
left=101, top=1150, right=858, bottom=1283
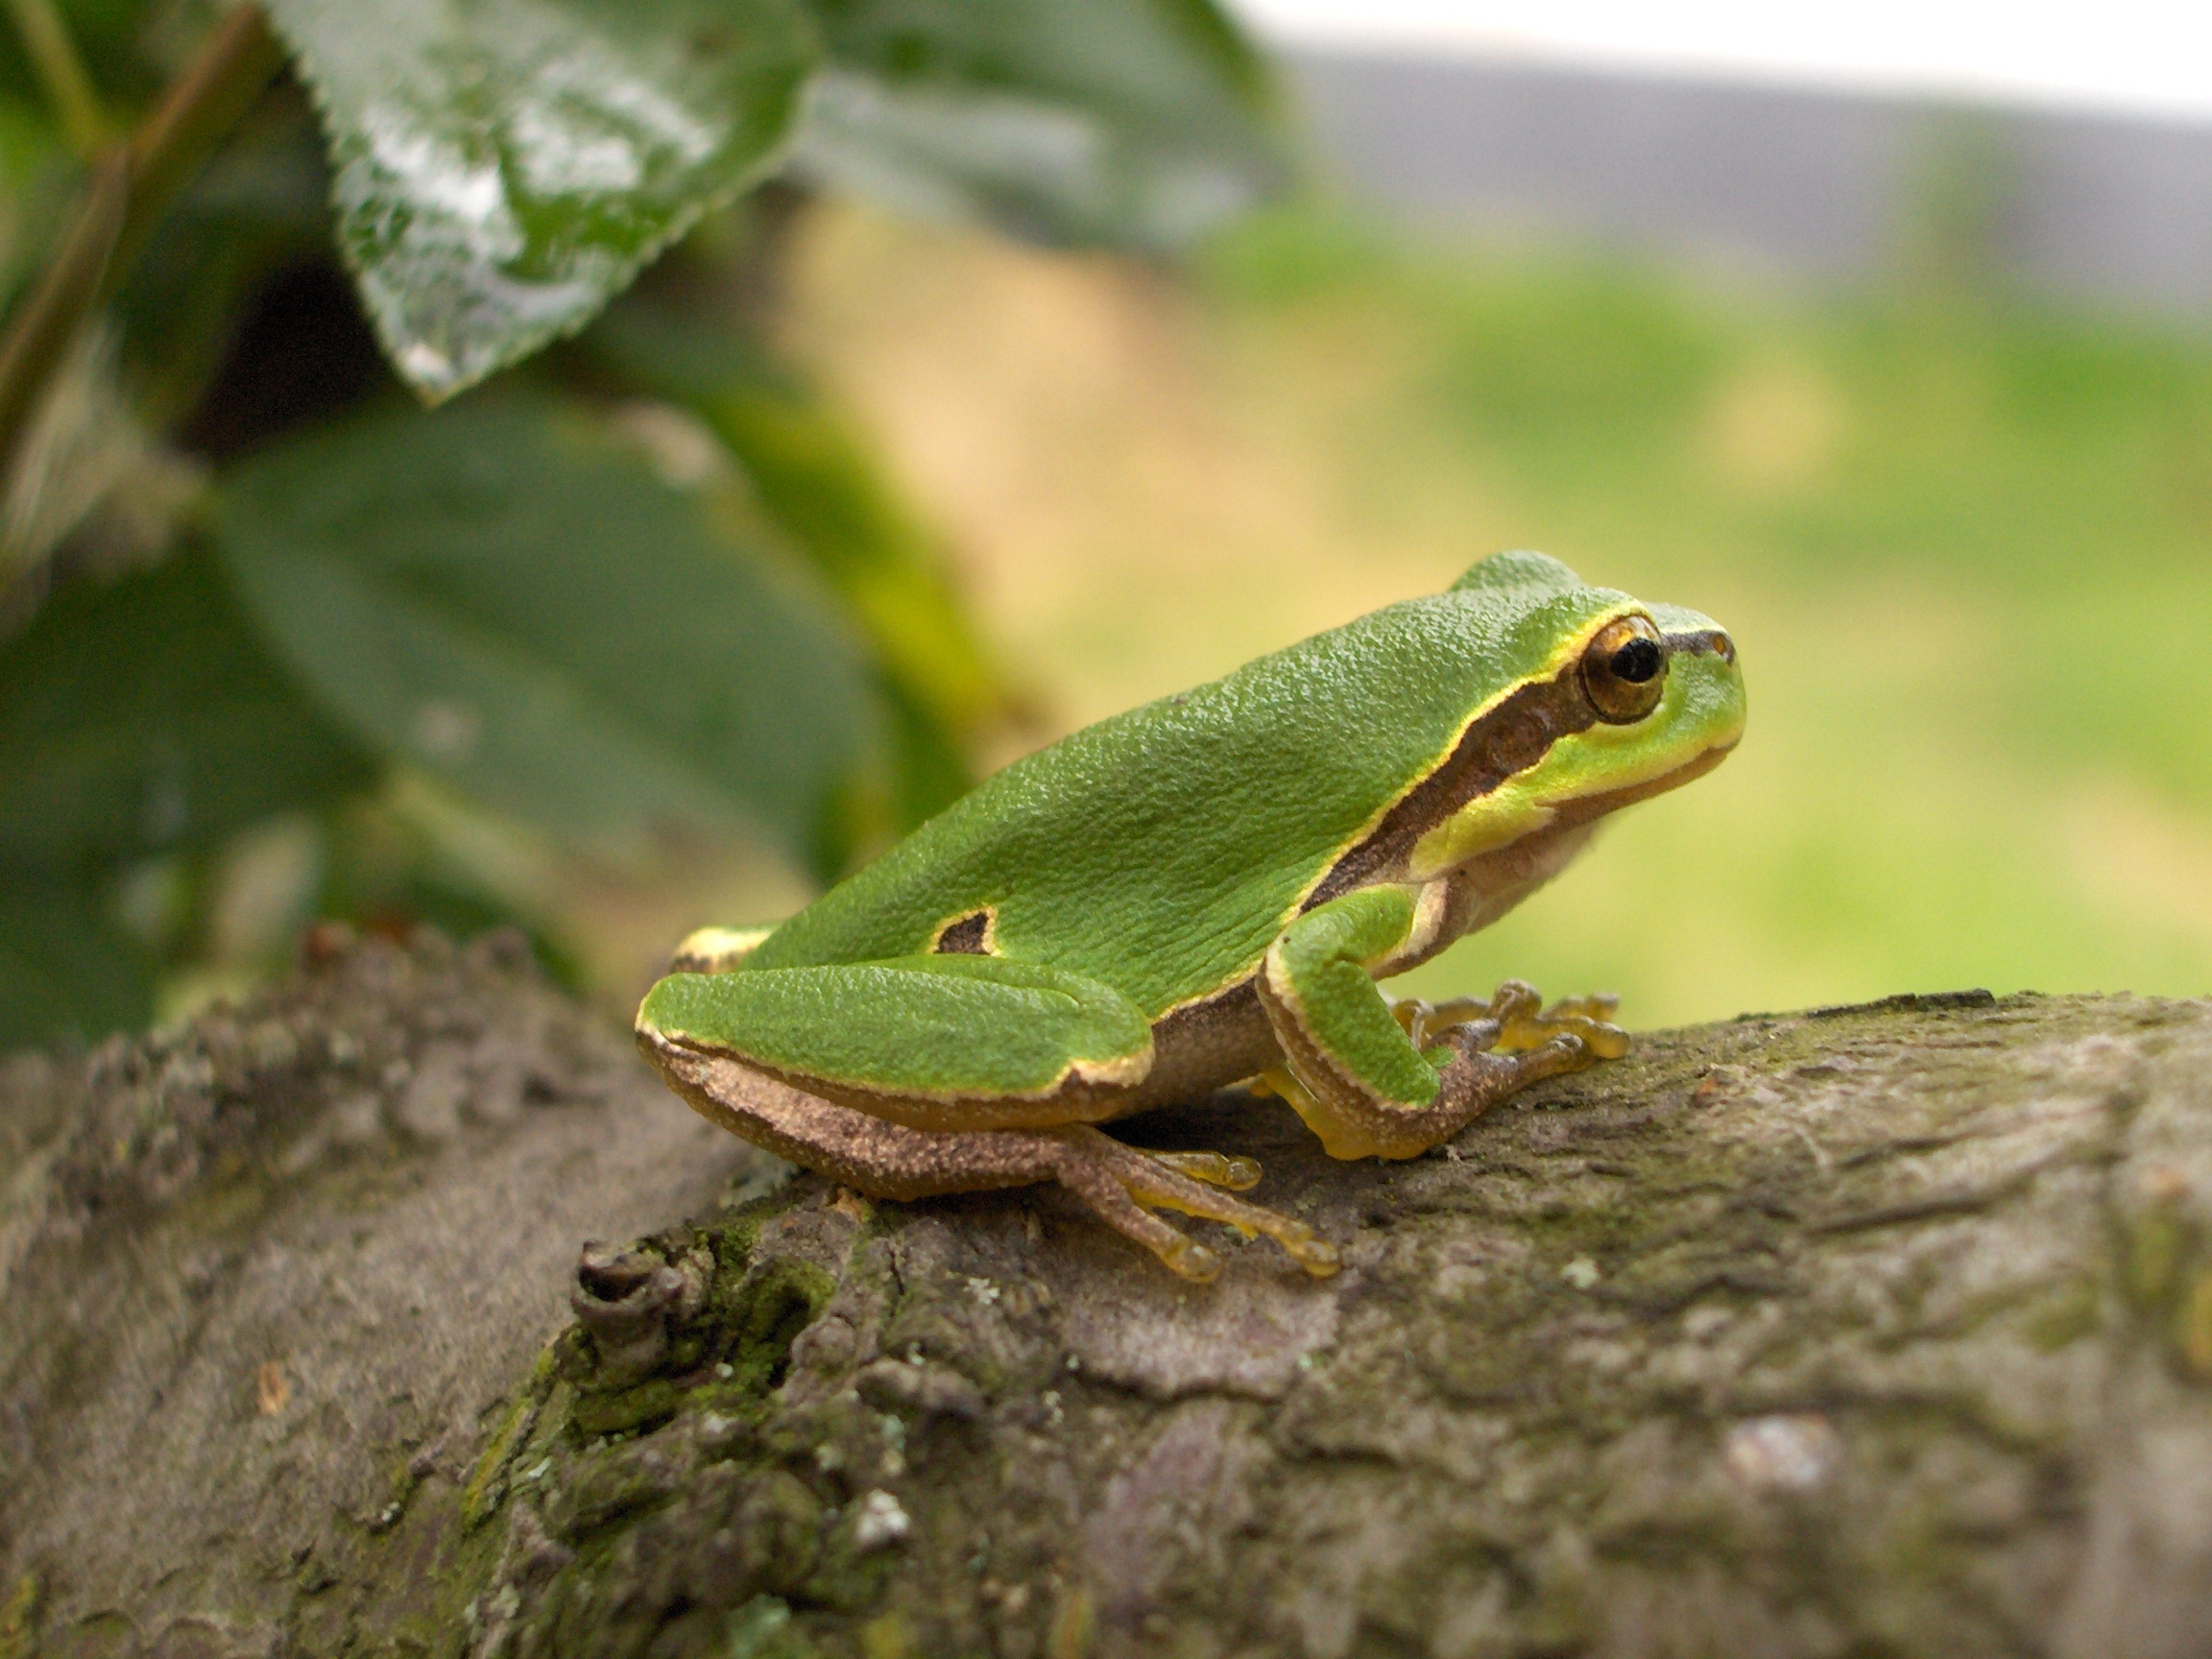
left=781, top=198, right=2212, bottom=1028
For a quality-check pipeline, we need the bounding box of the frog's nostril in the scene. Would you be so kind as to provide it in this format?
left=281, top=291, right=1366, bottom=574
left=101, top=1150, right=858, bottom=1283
left=1665, top=629, right=1736, bottom=665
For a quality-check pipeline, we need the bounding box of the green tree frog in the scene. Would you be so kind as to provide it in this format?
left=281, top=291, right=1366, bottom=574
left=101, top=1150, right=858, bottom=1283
left=637, top=551, right=1743, bottom=1281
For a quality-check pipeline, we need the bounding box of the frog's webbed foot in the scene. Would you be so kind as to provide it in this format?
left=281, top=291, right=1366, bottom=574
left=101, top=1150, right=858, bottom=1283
left=1400, top=980, right=1632, bottom=1137
left=1061, top=1128, right=1339, bottom=1282
left=1391, top=980, right=1630, bottom=1064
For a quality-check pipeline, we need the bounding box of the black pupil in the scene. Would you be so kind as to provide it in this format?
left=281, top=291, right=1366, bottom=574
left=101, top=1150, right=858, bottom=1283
left=1609, top=637, right=1663, bottom=684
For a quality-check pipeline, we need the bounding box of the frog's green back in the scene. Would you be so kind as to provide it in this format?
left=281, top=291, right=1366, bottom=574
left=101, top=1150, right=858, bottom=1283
left=750, top=553, right=1630, bottom=1015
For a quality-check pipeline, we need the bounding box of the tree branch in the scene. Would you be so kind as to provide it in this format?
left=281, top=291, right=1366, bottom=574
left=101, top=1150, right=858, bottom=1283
left=3, top=939, right=2210, bottom=1658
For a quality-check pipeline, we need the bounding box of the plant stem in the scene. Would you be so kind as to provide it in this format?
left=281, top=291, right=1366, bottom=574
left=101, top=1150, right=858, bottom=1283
left=4, top=0, right=108, bottom=154
left=118, top=3, right=288, bottom=274
left=0, top=3, right=286, bottom=485
left=0, top=148, right=125, bottom=488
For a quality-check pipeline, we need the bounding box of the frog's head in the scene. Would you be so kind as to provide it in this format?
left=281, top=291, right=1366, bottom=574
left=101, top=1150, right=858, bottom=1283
left=1406, top=551, right=1745, bottom=880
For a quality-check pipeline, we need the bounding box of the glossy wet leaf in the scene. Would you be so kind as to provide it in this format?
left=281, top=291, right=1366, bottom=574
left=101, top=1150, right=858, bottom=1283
left=0, top=545, right=373, bottom=871
left=262, top=0, right=817, bottom=399
left=0, top=878, right=154, bottom=1051
left=789, top=0, right=1284, bottom=249
left=214, top=395, right=879, bottom=871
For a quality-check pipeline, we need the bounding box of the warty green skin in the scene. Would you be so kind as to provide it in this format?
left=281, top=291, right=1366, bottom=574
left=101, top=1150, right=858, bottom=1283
left=635, top=550, right=1744, bottom=1279
left=747, top=580, right=1599, bottom=1011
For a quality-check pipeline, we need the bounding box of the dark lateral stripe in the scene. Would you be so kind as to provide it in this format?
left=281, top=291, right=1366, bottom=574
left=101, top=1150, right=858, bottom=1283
left=1307, top=662, right=1598, bottom=907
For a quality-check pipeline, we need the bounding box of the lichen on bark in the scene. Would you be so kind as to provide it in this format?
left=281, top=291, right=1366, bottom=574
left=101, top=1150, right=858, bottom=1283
left=4, top=936, right=2211, bottom=1659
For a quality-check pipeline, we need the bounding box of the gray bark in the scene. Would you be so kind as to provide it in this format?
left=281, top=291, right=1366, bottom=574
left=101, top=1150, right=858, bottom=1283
left=3, top=931, right=2210, bottom=1659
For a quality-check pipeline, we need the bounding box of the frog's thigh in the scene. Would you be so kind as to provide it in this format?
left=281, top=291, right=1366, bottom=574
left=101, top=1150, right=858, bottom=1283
left=1258, top=889, right=1596, bottom=1161
left=640, top=1038, right=1336, bottom=1282
left=637, top=955, right=1152, bottom=1130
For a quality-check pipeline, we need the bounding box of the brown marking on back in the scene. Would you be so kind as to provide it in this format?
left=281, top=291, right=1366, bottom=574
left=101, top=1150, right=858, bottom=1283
left=932, top=908, right=995, bottom=954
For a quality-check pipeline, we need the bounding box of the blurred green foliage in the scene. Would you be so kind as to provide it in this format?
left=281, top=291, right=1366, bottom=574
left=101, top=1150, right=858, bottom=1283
left=0, top=0, right=1282, bottom=1049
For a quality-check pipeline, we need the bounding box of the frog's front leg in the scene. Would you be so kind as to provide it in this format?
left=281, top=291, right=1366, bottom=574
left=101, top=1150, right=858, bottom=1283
left=1255, top=886, right=1625, bottom=1161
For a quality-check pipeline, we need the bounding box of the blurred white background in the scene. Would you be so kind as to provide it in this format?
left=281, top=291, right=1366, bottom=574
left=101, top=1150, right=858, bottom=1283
left=1233, top=0, right=2212, bottom=120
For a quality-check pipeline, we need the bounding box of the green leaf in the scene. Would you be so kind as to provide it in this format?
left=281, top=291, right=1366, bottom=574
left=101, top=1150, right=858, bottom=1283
left=582, top=303, right=1002, bottom=725
left=213, top=394, right=880, bottom=871
left=0, top=544, right=374, bottom=870
left=581, top=302, right=1007, bottom=830
left=0, top=877, right=153, bottom=1053
left=261, top=0, right=819, bottom=399
left=110, top=108, right=344, bottom=429
left=789, top=0, right=1285, bottom=250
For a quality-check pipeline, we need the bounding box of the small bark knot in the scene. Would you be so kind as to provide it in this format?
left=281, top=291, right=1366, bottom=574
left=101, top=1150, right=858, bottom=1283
left=570, top=1240, right=708, bottom=1388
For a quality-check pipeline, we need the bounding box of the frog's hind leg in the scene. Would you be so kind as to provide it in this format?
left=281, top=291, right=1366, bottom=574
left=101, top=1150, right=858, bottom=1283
left=1064, top=1129, right=1338, bottom=1279
left=640, top=1035, right=1337, bottom=1283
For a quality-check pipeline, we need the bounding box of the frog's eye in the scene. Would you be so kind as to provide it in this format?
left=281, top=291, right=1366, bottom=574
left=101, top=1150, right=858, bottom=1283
left=1580, top=615, right=1667, bottom=723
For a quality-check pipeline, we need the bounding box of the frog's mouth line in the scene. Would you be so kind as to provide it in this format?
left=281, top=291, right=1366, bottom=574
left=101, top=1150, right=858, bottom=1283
left=1431, top=734, right=1737, bottom=909
left=1539, top=733, right=1739, bottom=830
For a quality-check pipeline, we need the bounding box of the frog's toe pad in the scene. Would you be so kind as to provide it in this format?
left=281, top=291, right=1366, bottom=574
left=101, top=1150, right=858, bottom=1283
left=1493, top=987, right=1630, bottom=1062
left=1286, top=1234, right=1341, bottom=1277
left=1162, top=1236, right=1223, bottom=1283
left=1142, top=1149, right=1262, bottom=1191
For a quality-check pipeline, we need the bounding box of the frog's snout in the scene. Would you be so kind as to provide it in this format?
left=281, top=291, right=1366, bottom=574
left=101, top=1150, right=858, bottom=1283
left=1651, top=623, right=1746, bottom=761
